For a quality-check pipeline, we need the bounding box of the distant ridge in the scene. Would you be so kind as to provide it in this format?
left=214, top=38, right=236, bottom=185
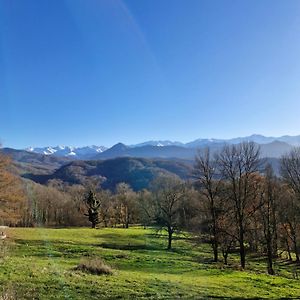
left=21, top=134, right=300, bottom=159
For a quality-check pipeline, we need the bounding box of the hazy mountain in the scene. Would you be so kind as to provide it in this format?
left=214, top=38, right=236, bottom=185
left=185, top=134, right=298, bottom=147
left=185, top=139, right=225, bottom=148
left=276, top=135, right=300, bottom=146
left=227, top=134, right=277, bottom=145
left=132, top=140, right=185, bottom=147
left=94, top=144, right=197, bottom=160
left=260, top=141, right=293, bottom=158
left=93, top=140, right=293, bottom=160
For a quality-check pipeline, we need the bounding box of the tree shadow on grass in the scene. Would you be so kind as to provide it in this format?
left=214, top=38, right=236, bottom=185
left=99, top=242, right=162, bottom=251
left=205, top=297, right=293, bottom=299
left=13, top=239, right=93, bottom=258
left=93, top=232, right=146, bottom=240
left=276, top=258, right=300, bottom=267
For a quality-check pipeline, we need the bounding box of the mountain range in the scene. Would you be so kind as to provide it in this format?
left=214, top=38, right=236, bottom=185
left=24, top=134, right=300, bottom=160
left=3, top=133, right=297, bottom=191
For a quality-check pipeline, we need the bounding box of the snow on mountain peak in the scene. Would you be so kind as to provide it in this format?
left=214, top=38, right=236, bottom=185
left=24, top=135, right=300, bottom=160
left=25, top=145, right=107, bottom=159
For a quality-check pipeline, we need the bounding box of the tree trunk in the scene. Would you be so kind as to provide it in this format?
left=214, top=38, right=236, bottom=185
left=167, top=228, right=173, bottom=250
left=266, top=238, right=274, bottom=275
left=294, top=239, right=300, bottom=262
left=239, top=230, right=246, bottom=269
left=286, top=239, right=292, bottom=261
left=211, top=207, right=218, bottom=262
left=212, top=240, right=218, bottom=262
left=240, top=242, right=246, bottom=269
left=267, top=253, right=274, bottom=275
left=222, top=250, right=228, bottom=265
left=272, top=237, right=278, bottom=258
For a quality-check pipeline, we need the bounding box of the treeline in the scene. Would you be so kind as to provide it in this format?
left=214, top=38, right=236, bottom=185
left=2, top=142, right=300, bottom=274
left=193, top=143, right=300, bottom=274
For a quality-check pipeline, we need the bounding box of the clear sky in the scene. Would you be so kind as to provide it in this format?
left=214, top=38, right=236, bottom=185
left=1, top=0, right=300, bottom=148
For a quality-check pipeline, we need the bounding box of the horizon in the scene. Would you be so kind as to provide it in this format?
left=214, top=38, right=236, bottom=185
left=2, top=1, right=300, bottom=148
left=4, top=132, right=300, bottom=150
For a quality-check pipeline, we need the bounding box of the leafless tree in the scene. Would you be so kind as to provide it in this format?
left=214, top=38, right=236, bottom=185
left=137, top=189, right=155, bottom=228
left=218, top=142, right=261, bottom=268
left=115, top=183, right=137, bottom=228
left=258, top=165, right=279, bottom=275
left=193, top=147, right=222, bottom=262
left=280, top=148, right=300, bottom=262
left=152, top=175, right=185, bottom=250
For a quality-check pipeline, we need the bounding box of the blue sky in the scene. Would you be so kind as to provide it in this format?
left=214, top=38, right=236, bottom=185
left=1, top=0, right=300, bottom=148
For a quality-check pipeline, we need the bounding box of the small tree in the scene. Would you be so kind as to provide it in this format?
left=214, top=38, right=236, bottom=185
left=84, top=190, right=101, bottom=228
left=152, top=175, right=185, bottom=250
left=137, top=189, right=155, bottom=228
left=115, top=183, right=137, bottom=228
left=99, top=190, right=113, bottom=227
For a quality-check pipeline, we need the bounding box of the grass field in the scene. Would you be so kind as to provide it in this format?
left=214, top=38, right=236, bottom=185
left=1, top=227, right=300, bottom=299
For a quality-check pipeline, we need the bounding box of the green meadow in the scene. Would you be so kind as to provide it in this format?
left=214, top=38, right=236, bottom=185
left=1, top=227, right=300, bottom=299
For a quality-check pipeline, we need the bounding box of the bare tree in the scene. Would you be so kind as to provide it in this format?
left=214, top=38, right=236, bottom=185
left=278, top=185, right=300, bottom=262
left=258, top=165, right=279, bottom=275
left=215, top=182, right=237, bottom=265
left=218, top=142, right=261, bottom=269
left=194, top=147, right=222, bottom=262
left=280, top=148, right=300, bottom=262
left=115, top=183, right=137, bottom=228
left=99, top=190, right=113, bottom=227
left=152, top=175, right=185, bottom=250
left=137, top=189, right=155, bottom=228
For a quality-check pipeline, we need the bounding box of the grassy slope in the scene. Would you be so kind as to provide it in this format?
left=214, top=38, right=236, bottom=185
left=0, top=227, right=300, bottom=299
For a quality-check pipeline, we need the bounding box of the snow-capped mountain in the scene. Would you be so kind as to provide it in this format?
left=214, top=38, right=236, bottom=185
left=26, top=145, right=107, bottom=159
left=24, top=134, right=300, bottom=160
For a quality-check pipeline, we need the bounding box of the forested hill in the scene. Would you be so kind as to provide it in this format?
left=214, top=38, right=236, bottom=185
left=24, top=157, right=193, bottom=191
left=3, top=147, right=282, bottom=191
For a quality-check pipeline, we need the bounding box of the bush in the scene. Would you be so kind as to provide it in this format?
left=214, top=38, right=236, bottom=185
left=1, top=285, right=17, bottom=300
left=74, top=258, right=113, bottom=275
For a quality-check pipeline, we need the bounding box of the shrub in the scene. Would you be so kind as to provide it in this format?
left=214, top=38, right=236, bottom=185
left=1, top=285, right=17, bottom=300
left=74, top=258, right=113, bottom=275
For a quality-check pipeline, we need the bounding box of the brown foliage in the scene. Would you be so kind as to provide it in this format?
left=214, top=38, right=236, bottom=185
left=0, top=153, right=25, bottom=225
